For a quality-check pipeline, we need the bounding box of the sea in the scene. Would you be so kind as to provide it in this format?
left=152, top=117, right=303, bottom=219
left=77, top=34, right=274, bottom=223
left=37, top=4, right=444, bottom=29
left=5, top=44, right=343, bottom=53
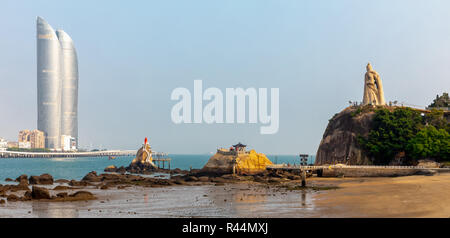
left=0, top=154, right=315, bottom=183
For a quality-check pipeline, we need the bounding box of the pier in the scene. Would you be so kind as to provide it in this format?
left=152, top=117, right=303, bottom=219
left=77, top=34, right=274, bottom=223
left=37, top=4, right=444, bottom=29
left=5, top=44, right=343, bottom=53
left=0, top=150, right=136, bottom=158
left=153, top=158, right=171, bottom=170
left=151, top=152, right=171, bottom=170
left=266, top=164, right=450, bottom=186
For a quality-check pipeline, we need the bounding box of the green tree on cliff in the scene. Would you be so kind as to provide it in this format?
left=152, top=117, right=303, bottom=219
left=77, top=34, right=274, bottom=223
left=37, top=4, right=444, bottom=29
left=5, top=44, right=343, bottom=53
left=359, top=108, right=423, bottom=164
left=424, top=109, right=450, bottom=133
left=428, top=92, right=449, bottom=108
left=406, top=126, right=450, bottom=161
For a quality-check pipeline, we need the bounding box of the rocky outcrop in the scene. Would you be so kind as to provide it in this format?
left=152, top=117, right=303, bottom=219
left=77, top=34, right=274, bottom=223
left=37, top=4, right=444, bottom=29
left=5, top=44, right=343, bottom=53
left=201, top=150, right=273, bottom=175
left=104, top=165, right=126, bottom=173
left=315, top=106, right=375, bottom=165
left=82, top=171, right=102, bottom=182
left=29, top=174, right=54, bottom=185
left=126, top=144, right=158, bottom=173
left=104, top=165, right=117, bottom=172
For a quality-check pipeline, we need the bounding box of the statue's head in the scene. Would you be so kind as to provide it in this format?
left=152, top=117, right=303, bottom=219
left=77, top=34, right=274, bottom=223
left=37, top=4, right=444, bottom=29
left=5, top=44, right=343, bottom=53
left=366, top=63, right=373, bottom=71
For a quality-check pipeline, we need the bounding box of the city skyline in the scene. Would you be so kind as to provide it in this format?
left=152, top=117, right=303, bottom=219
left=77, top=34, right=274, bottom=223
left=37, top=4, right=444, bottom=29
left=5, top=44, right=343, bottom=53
left=0, top=1, right=449, bottom=154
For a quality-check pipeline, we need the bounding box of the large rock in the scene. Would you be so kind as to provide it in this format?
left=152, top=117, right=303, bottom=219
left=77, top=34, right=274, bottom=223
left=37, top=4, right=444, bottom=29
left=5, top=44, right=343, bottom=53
left=126, top=144, right=158, bottom=173
left=315, top=106, right=375, bottom=165
left=201, top=150, right=273, bottom=175
left=15, top=175, right=28, bottom=184
left=31, top=186, right=51, bottom=199
left=68, top=180, right=89, bottom=187
left=29, top=174, right=54, bottom=185
left=82, top=171, right=102, bottom=182
left=104, top=165, right=117, bottom=172
left=70, top=191, right=95, bottom=200
left=7, top=194, right=19, bottom=202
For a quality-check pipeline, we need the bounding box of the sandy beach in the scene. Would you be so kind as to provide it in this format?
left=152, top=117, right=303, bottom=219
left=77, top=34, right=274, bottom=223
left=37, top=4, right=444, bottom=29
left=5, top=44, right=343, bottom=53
left=1, top=173, right=450, bottom=218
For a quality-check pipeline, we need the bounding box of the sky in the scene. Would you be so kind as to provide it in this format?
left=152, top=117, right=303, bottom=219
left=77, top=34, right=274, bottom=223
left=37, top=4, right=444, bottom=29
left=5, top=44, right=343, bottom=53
left=0, top=0, right=449, bottom=154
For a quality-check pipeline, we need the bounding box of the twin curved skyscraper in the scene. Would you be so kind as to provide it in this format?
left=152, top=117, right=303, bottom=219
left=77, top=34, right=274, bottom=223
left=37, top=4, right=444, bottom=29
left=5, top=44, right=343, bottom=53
left=36, top=16, right=78, bottom=150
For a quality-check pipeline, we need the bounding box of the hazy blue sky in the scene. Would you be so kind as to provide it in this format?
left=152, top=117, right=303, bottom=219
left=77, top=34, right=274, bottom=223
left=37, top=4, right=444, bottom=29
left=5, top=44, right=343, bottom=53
left=0, top=0, right=449, bottom=154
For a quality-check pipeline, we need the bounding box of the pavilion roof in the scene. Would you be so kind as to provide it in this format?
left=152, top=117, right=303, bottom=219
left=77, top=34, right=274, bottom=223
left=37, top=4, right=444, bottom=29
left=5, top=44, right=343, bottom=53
left=233, top=142, right=247, bottom=148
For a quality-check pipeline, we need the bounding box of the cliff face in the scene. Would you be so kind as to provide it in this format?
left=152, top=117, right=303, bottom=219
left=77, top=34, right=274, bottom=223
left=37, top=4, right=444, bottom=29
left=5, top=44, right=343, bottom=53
left=315, top=107, right=375, bottom=165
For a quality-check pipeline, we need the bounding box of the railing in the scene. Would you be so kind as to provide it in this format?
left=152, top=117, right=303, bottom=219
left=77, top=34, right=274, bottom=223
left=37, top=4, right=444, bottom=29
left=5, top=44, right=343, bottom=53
left=217, top=149, right=250, bottom=156
left=267, top=164, right=429, bottom=170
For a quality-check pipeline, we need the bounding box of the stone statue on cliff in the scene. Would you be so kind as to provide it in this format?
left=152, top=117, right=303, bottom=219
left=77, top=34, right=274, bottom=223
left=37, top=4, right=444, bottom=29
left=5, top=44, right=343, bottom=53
left=363, top=63, right=385, bottom=106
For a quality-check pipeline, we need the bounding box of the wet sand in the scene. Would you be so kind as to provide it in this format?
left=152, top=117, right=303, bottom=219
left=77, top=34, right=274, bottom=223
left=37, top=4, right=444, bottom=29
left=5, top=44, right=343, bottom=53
left=1, top=173, right=450, bottom=218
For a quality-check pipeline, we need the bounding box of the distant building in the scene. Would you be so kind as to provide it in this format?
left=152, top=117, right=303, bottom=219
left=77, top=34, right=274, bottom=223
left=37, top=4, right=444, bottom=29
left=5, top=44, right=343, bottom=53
left=0, top=138, right=7, bottom=151
left=19, top=141, right=31, bottom=149
left=37, top=17, right=79, bottom=149
left=18, top=129, right=45, bottom=149
left=61, top=135, right=76, bottom=151
left=30, top=130, right=45, bottom=149
left=7, top=142, right=18, bottom=148
left=18, top=130, right=31, bottom=143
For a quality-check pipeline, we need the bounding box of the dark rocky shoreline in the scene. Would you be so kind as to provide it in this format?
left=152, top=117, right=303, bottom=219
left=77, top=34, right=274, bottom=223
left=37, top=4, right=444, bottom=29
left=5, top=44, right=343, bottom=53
left=0, top=168, right=313, bottom=204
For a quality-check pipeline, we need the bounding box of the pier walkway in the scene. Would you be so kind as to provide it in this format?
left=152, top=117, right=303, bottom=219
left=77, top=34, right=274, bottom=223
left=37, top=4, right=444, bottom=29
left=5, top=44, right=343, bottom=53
left=0, top=150, right=136, bottom=158
left=267, top=164, right=450, bottom=178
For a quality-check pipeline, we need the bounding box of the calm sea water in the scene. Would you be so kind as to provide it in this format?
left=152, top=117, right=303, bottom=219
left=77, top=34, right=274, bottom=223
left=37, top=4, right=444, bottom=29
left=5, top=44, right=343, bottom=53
left=0, top=154, right=314, bottom=183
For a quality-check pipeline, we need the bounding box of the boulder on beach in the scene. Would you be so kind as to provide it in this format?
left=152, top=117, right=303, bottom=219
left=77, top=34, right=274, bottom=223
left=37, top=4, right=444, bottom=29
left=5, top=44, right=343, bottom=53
left=82, top=171, right=102, bottom=182
left=70, top=191, right=95, bottom=200
left=7, top=194, right=19, bottom=202
left=29, top=174, right=54, bottom=185
left=31, top=186, right=51, bottom=199
left=68, top=180, right=89, bottom=187
left=15, top=175, right=28, bottom=184
left=201, top=149, right=273, bottom=175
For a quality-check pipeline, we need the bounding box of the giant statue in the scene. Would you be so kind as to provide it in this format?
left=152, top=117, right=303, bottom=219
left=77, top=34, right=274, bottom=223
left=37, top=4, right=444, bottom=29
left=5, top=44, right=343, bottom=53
left=363, top=63, right=385, bottom=106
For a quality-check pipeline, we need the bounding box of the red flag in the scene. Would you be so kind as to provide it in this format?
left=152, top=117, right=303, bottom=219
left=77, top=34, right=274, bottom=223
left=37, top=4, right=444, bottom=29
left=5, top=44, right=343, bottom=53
left=144, top=137, right=148, bottom=145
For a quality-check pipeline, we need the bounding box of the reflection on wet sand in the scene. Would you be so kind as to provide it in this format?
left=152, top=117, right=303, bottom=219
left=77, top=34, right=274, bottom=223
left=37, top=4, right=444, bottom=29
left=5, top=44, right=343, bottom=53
left=3, top=174, right=450, bottom=217
left=202, top=184, right=317, bottom=217
left=31, top=200, right=95, bottom=218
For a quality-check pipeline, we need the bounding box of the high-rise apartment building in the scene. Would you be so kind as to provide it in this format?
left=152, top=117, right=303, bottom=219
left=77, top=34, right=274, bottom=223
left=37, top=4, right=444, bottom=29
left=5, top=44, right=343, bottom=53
left=30, top=129, right=45, bottom=149
left=18, top=129, right=45, bottom=149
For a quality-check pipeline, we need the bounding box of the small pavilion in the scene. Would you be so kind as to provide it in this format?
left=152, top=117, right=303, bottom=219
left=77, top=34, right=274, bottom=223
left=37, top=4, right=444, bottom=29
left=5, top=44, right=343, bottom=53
left=232, top=142, right=247, bottom=153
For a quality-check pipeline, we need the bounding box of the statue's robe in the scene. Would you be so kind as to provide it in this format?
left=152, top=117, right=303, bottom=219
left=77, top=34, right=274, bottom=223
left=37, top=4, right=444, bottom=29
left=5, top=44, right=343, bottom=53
left=363, top=71, right=380, bottom=105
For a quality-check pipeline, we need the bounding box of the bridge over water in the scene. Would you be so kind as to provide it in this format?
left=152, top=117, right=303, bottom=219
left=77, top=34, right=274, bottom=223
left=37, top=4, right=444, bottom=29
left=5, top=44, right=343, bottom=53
left=0, top=150, right=136, bottom=158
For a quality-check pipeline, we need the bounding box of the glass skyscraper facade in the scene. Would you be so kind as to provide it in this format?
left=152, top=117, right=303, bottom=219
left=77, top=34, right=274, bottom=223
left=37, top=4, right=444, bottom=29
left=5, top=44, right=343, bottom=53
left=36, top=17, right=78, bottom=149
